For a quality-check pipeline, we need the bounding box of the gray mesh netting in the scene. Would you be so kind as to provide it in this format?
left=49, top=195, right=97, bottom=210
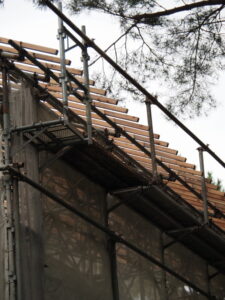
left=40, top=158, right=225, bottom=299
left=41, top=158, right=113, bottom=300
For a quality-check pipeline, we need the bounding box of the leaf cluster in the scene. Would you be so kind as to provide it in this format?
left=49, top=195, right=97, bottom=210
left=207, top=171, right=225, bottom=192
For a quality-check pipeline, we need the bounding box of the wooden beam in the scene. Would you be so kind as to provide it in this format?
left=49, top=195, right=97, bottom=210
left=168, top=182, right=225, bottom=199
left=61, top=99, right=138, bottom=122
left=20, top=59, right=83, bottom=75
left=15, top=62, right=84, bottom=80
left=119, top=150, right=201, bottom=176
left=0, top=37, right=58, bottom=55
left=90, top=99, right=128, bottom=113
left=51, top=90, right=118, bottom=106
left=167, top=182, right=225, bottom=209
left=115, top=138, right=186, bottom=162
left=68, top=107, right=160, bottom=139
left=116, top=142, right=196, bottom=169
left=102, top=110, right=139, bottom=122
left=70, top=107, right=160, bottom=138
left=41, top=84, right=111, bottom=101
left=172, top=182, right=225, bottom=197
left=0, top=45, right=71, bottom=65
left=13, top=64, right=98, bottom=92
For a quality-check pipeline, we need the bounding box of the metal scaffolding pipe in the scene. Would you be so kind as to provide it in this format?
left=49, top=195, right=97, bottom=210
left=81, top=25, right=92, bottom=144
left=160, top=233, right=168, bottom=300
left=198, top=147, right=209, bottom=224
left=58, top=1, right=68, bottom=122
left=12, top=177, right=22, bottom=300
left=145, top=98, right=158, bottom=180
left=1, top=65, right=16, bottom=300
left=7, top=166, right=212, bottom=299
left=104, top=195, right=120, bottom=300
left=11, top=119, right=64, bottom=133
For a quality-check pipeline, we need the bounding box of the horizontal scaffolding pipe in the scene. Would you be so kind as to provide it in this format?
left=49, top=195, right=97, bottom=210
left=11, top=119, right=65, bottom=133
left=7, top=166, right=212, bottom=299
left=43, top=0, right=225, bottom=170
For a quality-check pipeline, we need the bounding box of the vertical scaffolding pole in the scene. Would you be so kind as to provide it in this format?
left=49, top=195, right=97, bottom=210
left=206, top=264, right=212, bottom=298
left=105, top=194, right=120, bottom=300
left=160, top=233, right=168, bottom=300
left=58, top=1, right=68, bottom=123
left=1, top=65, right=16, bottom=300
left=12, top=176, right=22, bottom=300
left=198, top=147, right=209, bottom=224
left=108, top=238, right=120, bottom=300
left=145, top=98, right=158, bottom=181
left=81, top=26, right=92, bottom=144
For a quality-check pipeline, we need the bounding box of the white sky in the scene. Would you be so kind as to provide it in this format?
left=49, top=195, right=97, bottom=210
left=1, top=0, right=225, bottom=185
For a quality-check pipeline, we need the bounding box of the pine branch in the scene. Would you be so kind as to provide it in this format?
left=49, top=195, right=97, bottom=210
left=130, top=0, right=225, bottom=22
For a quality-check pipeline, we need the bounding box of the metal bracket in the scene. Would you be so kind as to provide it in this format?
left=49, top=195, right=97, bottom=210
left=107, top=185, right=153, bottom=213
left=110, top=185, right=152, bottom=196
left=107, top=197, right=135, bottom=214
left=209, top=271, right=220, bottom=280
left=163, top=225, right=204, bottom=250
left=39, top=145, right=73, bottom=172
left=11, top=127, right=47, bottom=156
left=65, top=43, right=79, bottom=52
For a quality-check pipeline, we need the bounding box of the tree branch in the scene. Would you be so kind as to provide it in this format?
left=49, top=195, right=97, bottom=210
left=131, top=0, right=225, bottom=21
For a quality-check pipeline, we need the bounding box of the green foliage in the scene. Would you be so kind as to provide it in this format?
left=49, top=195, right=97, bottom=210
left=62, top=0, right=225, bottom=118
left=207, top=171, right=224, bottom=192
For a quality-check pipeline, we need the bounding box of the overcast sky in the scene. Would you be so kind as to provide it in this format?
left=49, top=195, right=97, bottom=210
left=1, top=0, right=225, bottom=185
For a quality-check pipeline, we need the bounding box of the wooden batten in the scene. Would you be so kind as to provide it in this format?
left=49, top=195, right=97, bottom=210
left=63, top=99, right=138, bottom=123
left=14, top=63, right=84, bottom=81
left=49, top=76, right=94, bottom=86
left=103, top=110, right=139, bottom=122
left=119, top=149, right=201, bottom=176
left=0, top=44, right=71, bottom=65
left=167, top=182, right=225, bottom=207
left=50, top=91, right=127, bottom=112
left=114, top=141, right=193, bottom=169
left=92, top=100, right=128, bottom=113
left=68, top=107, right=160, bottom=139
left=115, top=138, right=187, bottom=162
left=20, top=59, right=83, bottom=75
left=69, top=106, right=160, bottom=138
left=169, top=181, right=225, bottom=198
left=51, top=91, right=118, bottom=106
left=0, top=37, right=58, bottom=54
left=45, top=79, right=105, bottom=96
left=41, top=84, right=111, bottom=101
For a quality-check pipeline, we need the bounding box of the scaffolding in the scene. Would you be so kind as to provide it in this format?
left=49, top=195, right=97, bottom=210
left=0, top=1, right=225, bottom=299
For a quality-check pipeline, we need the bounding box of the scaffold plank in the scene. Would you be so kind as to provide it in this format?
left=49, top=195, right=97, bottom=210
left=0, top=37, right=58, bottom=54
